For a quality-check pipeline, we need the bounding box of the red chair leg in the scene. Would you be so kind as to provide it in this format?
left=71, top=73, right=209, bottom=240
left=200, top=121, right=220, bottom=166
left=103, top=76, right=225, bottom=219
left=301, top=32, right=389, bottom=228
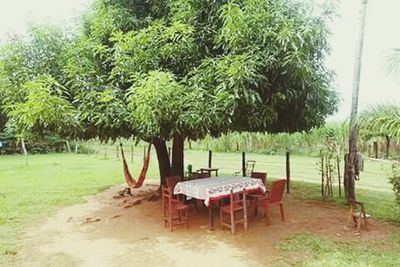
left=264, top=203, right=270, bottom=225
left=279, top=203, right=285, bottom=221
left=231, top=210, right=235, bottom=234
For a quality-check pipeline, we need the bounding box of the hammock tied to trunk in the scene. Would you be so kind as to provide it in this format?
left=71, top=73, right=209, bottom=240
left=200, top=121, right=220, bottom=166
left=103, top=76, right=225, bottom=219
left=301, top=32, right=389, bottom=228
left=120, top=143, right=151, bottom=188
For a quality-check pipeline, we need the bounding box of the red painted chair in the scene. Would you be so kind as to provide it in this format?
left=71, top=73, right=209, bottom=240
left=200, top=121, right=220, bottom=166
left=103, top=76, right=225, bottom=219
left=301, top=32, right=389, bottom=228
left=251, top=172, right=267, bottom=186
left=247, top=172, right=268, bottom=218
left=220, top=189, right=248, bottom=234
left=255, top=179, right=286, bottom=225
left=161, top=185, right=189, bottom=232
left=165, top=176, right=181, bottom=190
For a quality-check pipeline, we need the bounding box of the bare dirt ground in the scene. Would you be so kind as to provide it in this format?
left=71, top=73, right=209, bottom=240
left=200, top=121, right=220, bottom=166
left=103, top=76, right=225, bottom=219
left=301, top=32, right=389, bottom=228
left=19, top=182, right=397, bottom=267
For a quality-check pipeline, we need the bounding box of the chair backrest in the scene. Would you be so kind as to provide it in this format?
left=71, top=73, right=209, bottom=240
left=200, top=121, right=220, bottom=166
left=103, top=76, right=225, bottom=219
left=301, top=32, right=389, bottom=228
left=191, top=172, right=210, bottom=179
left=268, top=179, right=286, bottom=203
left=251, top=172, right=267, bottom=186
left=165, top=176, right=181, bottom=190
left=229, top=189, right=247, bottom=209
left=349, top=199, right=366, bottom=214
left=245, top=160, right=256, bottom=176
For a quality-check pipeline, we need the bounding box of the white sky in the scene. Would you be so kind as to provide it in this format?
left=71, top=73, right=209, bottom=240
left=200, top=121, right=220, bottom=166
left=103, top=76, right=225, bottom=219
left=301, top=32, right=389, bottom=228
left=0, top=0, right=399, bottom=122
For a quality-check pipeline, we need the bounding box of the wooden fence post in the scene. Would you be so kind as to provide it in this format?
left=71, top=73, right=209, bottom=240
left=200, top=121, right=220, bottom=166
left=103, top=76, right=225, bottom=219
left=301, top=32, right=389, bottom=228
left=286, top=150, right=291, bottom=193
left=373, top=141, right=378, bottom=158
left=116, top=145, right=119, bottom=160
left=242, top=152, right=246, bottom=177
left=208, top=150, right=212, bottom=168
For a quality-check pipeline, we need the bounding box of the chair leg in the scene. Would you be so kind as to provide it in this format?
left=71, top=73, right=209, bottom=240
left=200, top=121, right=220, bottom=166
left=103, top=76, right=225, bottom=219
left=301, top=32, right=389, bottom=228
left=185, top=209, right=189, bottom=229
left=264, top=203, right=270, bottom=225
left=244, top=207, right=248, bottom=230
left=220, top=209, right=223, bottom=229
left=348, top=206, right=354, bottom=227
left=352, top=216, right=358, bottom=227
left=363, top=217, right=368, bottom=230
left=279, top=203, right=285, bottom=221
left=231, top=210, right=235, bottom=234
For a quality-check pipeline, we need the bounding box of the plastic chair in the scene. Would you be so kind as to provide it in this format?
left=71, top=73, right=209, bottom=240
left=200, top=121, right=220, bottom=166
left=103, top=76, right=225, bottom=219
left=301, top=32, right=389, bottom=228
left=254, top=179, right=286, bottom=225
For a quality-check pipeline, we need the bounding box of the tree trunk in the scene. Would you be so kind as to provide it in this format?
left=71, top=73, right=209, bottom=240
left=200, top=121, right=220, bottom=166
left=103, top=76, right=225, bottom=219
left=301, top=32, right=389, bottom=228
left=74, top=140, right=79, bottom=154
left=153, top=138, right=171, bottom=186
left=345, top=0, right=368, bottom=202
left=386, top=135, right=390, bottom=159
left=171, top=134, right=184, bottom=178
left=345, top=127, right=358, bottom=201
left=66, top=140, right=71, bottom=153
left=21, top=138, right=28, bottom=156
left=21, top=138, right=28, bottom=166
left=337, top=153, right=342, bottom=198
left=373, top=141, right=378, bottom=158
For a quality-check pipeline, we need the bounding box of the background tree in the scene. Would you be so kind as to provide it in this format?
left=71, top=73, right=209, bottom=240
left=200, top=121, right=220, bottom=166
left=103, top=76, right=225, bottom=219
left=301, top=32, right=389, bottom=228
left=0, top=25, right=75, bottom=154
left=0, top=0, right=339, bottom=184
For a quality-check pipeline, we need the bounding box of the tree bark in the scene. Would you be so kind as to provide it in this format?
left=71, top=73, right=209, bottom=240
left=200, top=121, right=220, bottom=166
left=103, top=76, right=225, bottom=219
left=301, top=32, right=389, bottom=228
left=345, top=0, right=368, bottom=202
left=153, top=138, right=171, bottom=186
left=21, top=138, right=28, bottom=166
left=386, top=135, right=390, bottom=159
left=21, top=138, right=28, bottom=156
left=171, top=134, right=184, bottom=178
left=345, top=127, right=358, bottom=200
left=66, top=140, right=72, bottom=153
left=74, top=140, right=79, bottom=154
left=373, top=141, right=378, bottom=158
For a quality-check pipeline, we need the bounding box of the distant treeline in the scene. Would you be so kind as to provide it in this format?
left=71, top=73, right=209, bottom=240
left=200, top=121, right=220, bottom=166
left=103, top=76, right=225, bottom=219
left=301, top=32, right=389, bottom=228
left=189, top=124, right=400, bottom=160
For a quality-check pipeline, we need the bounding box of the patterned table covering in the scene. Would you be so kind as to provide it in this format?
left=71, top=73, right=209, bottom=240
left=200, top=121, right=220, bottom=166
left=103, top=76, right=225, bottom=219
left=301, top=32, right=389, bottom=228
left=174, top=176, right=266, bottom=206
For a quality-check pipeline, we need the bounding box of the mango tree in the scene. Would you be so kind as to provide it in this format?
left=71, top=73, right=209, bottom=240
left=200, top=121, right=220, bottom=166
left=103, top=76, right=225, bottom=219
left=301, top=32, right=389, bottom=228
left=0, top=0, right=339, bottom=185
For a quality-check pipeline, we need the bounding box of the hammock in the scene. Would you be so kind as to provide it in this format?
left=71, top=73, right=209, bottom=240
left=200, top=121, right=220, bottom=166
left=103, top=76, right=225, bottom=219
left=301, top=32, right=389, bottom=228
left=120, top=144, right=151, bottom=188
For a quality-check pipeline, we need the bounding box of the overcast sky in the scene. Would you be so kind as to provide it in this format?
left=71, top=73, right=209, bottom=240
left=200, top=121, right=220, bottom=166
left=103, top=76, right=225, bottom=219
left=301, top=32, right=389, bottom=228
left=0, top=0, right=399, bottom=122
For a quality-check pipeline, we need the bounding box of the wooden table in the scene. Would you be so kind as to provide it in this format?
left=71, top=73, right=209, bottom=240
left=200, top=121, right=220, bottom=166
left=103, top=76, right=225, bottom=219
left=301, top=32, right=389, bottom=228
left=199, top=167, right=219, bottom=177
left=174, top=176, right=266, bottom=230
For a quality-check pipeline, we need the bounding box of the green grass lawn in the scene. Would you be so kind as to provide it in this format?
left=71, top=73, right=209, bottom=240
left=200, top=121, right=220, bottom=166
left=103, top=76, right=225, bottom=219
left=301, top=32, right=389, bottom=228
left=274, top=232, right=400, bottom=266
left=0, top=149, right=398, bottom=266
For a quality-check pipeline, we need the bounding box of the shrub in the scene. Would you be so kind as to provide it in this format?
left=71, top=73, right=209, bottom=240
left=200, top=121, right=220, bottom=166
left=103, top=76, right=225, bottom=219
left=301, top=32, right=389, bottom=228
left=389, top=162, right=400, bottom=209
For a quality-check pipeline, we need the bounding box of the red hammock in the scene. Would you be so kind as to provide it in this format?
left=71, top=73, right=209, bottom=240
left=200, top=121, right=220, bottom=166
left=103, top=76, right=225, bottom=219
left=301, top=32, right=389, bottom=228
left=120, top=144, right=151, bottom=188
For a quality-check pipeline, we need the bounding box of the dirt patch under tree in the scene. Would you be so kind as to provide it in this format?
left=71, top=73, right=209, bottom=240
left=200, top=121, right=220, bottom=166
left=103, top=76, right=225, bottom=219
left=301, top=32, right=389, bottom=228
left=19, top=182, right=397, bottom=267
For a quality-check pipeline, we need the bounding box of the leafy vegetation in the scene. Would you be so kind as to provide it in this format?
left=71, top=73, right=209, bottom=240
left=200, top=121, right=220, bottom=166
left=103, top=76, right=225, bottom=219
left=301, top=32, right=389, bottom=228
left=0, top=0, right=339, bottom=184
left=389, top=163, right=400, bottom=212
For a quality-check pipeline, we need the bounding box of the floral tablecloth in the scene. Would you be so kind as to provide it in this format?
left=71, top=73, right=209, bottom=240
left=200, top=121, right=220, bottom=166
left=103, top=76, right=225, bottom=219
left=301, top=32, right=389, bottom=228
left=174, top=176, right=266, bottom=206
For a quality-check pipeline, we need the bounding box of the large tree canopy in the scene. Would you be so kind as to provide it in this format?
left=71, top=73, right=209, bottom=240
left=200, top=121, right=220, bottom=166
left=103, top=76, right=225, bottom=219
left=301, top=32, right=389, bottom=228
left=0, top=0, right=339, bottom=182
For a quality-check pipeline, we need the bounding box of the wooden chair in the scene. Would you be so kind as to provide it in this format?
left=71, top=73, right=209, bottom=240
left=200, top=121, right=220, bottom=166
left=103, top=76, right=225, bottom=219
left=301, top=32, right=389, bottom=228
left=234, top=160, right=256, bottom=176
left=254, top=179, right=286, bottom=225
left=248, top=172, right=268, bottom=216
left=348, top=199, right=370, bottom=231
left=220, top=189, right=248, bottom=234
left=251, top=172, right=267, bottom=186
left=165, top=176, right=181, bottom=190
left=161, top=185, right=189, bottom=232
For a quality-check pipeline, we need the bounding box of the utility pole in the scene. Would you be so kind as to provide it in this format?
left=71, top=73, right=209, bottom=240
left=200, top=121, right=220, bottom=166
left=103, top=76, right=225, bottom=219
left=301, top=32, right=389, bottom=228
left=345, top=0, right=368, bottom=201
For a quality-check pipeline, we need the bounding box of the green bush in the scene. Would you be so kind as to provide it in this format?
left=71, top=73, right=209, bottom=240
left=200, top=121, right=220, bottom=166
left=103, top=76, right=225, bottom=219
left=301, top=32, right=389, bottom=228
left=389, top=162, right=400, bottom=210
